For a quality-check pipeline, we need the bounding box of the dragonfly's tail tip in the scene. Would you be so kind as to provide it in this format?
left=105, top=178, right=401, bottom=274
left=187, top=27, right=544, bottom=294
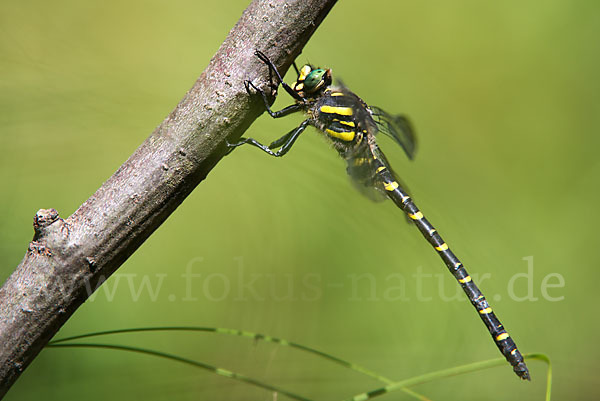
left=514, top=363, right=531, bottom=381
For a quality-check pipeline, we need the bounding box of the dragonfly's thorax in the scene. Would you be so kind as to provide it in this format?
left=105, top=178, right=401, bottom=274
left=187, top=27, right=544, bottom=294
left=306, top=87, right=376, bottom=156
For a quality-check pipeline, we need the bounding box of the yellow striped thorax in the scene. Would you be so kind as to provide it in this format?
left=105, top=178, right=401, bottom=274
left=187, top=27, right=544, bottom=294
left=316, top=99, right=359, bottom=143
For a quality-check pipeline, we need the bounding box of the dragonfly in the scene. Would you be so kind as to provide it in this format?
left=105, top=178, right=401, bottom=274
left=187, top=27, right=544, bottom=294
left=227, top=50, right=530, bottom=381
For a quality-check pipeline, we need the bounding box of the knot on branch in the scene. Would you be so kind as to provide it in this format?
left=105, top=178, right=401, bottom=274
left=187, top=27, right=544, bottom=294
left=33, top=209, right=60, bottom=232
left=29, top=209, right=60, bottom=257
left=31, top=208, right=69, bottom=253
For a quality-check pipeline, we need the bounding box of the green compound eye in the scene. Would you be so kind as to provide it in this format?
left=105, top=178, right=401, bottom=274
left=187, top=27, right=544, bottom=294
left=304, top=69, right=327, bottom=92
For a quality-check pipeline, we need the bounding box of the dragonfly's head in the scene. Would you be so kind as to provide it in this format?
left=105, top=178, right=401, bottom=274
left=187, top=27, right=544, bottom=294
left=293, top=64, right=332, bottom=99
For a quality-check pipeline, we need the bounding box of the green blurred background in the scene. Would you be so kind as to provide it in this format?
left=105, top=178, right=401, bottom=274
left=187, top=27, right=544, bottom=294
left=1, top=0, right=598, bottom=400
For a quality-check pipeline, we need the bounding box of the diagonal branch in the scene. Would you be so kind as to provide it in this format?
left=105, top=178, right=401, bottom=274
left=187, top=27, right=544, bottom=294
left=0, top=0, right=337, bottom=396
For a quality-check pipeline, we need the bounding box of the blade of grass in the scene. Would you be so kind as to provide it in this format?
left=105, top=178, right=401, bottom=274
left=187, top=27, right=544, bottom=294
left=525, top=354, right=552, bottom=401
left=46, top=342, right=314, bottom=401
left=49, top=329, right=548, bottom=401
left=343, top=353, right=552, bottom=401
left=50, top=326, right=430, bottom=400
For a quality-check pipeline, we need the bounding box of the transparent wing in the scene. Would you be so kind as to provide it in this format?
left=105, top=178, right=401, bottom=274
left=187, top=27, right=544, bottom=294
left=369, top=106, right=417, bottom=160
left=355, top=144, right=414, bottom=225
left=344, top=141, right=412, bottom=203
left=344, top=142, right=387, bottom=202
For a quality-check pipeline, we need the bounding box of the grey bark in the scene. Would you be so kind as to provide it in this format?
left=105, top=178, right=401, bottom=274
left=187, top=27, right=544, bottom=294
left=0, top=0, right=337, bottom=397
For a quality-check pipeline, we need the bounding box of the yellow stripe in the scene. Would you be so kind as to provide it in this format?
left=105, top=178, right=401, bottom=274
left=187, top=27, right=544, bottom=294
left=325, top=128, right=355, bottom=141
left=299, top=65, right=311, bottom=81
left=376, top=166, right=386, bottom=173
left=479, top=307, right=493, bottom=314
left=428, top=228, right=437, bottom=236
left=384, top=181, right=399, bottom=191
left=320, top=105, right=353, bottom=116
left=331, top=92, right=344, bottom=96
left=435, top=243, right=448, bottom=251
left=409, top=211, right=424, bottom=220
left=510, top=348, right=517, bottom=355
left=295, top=82, right=304, bottom=91
left=339, top=120, right=355, bottom=127
left=496, top=333, right=510, bottom=341
left=458, top=276, right=472, bottom=283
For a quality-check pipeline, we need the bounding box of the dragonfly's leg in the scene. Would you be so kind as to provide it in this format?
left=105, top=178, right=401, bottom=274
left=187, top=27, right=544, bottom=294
left=268, top=130, right=295, bottom=149
left=292, top=61, right=301, bottom=78
left=227, top=120, right=310, bottom=157
left=255, top=50, right=305, bottom=102
left=245, top=80, right=303, bottom=119
left=275, top=120, right=310, bottom=156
